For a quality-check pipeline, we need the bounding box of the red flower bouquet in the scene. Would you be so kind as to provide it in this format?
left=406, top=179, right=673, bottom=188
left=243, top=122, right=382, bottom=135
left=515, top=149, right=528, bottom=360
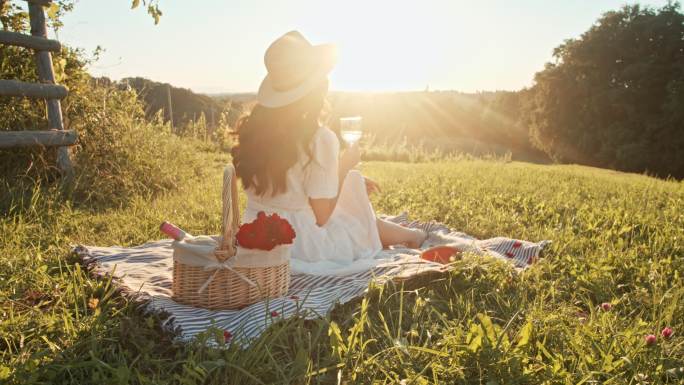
left=236, top=211, right=296, bottom=251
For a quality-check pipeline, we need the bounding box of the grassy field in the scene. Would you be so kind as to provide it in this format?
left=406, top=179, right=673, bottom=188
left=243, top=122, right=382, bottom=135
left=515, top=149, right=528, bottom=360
left=1, top=150, right=683, bottom=384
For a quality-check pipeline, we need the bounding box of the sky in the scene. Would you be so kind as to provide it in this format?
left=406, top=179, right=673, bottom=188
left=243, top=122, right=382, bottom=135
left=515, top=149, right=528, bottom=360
left=51, top=0, right=669, bottom=94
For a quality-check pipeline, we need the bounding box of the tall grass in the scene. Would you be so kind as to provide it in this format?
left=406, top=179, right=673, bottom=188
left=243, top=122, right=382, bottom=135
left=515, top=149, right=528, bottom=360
left=1, top=85, right=217, bottom=210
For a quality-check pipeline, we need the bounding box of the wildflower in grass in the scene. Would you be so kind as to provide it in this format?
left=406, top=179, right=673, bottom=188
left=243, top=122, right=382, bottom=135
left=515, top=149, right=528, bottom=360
left=601, top=302, right=612, bottom=311
left=661, top=327, right=673, bottom=339
left=223, top=330, right=232, bottom=342
left=270, top=310, right=279, bottom=317
left=88, top=297, right=99, bottom=309
left=645, top=334, right=657, bottom=345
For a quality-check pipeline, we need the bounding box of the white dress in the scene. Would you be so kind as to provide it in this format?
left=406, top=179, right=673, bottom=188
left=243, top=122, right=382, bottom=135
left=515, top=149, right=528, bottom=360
left=243, top=126, right=383, bottom=275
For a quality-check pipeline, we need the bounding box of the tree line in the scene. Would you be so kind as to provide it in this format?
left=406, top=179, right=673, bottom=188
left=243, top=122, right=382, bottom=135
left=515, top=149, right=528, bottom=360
left=2, top=1, right=682, bottom=179
left=328, top=3, right=684, bottom=177
left=92, top=3, right=684, bottom=176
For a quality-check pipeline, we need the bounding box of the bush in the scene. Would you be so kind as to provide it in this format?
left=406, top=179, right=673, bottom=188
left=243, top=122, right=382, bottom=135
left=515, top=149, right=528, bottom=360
left=67, top=84, right=210, bottom=205
left=0, top=3, right=210, bottom=208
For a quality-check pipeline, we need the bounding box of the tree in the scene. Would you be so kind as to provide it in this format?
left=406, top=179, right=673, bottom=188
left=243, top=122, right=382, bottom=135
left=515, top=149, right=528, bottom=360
left=130, top=0, right=162, bottom=24
left=524, top=3, right=684, bottom=178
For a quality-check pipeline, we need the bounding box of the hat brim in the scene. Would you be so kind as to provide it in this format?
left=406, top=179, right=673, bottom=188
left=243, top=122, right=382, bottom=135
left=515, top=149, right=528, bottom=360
left=257, top=43, right=336, bottom=108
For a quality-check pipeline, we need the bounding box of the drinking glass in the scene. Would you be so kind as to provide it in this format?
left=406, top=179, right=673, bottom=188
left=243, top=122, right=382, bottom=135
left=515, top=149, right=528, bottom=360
left=340, top=116, right=363, bottom=146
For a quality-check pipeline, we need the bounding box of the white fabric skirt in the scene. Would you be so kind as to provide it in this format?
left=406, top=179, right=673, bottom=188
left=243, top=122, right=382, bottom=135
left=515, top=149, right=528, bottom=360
left=243, top=170, right=384, bottom=275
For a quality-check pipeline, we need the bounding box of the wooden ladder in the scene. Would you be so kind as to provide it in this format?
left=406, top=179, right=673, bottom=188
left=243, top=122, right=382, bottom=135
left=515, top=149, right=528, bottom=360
left=0, top=0, right=75, bottom=180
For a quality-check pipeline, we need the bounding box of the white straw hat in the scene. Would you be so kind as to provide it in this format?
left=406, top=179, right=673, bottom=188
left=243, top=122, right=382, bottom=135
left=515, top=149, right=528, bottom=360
left=257, top=31, right=337, bottom=108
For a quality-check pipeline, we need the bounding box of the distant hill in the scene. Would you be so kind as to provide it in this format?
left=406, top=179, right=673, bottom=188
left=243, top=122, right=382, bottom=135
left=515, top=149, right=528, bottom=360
left=208, top=92, right=257, bottom=103
left=207, top=90, right=548, bottom=162
left=118, top=77, right=226, bottom=129
left=108, top=79, right=546, bottom=161
left=326, top=90, right=547, bottom=162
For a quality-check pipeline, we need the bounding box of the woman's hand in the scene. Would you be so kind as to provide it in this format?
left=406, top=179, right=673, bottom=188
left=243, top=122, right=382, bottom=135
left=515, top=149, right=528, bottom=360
left=364, top=176, right=381, bottom=195
left=339, top=142, right=361, bottom=173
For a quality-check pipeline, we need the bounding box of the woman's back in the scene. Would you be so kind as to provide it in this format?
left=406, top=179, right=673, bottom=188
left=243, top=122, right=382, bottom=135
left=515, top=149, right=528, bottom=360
left=241, top=125, right=383, bottom=274
left=244, top=126, right=339, bottom=212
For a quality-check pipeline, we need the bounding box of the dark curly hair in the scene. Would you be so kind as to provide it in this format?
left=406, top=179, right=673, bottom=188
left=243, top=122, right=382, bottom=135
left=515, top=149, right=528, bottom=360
left=231, top=80, right=329, bottom=196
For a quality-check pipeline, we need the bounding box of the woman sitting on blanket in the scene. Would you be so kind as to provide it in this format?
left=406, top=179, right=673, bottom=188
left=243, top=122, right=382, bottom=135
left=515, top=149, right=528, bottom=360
left=232, top=31, right=445, bottom=273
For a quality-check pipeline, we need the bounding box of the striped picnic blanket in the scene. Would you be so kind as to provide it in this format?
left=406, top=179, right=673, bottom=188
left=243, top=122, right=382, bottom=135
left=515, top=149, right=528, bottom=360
left=74, top=214, right=549, bottom=344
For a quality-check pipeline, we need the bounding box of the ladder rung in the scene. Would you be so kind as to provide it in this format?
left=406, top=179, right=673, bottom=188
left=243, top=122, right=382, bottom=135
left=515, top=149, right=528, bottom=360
left=0, top=30, right=61, bottom=52
left=0, top=130, right=77, bottom=148
left=25, top=0, right=53, bottom=6
left=0, top=79, right=67, bottom=99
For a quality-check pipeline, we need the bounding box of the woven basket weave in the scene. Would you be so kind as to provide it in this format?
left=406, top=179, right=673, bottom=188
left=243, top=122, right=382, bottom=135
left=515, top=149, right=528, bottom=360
left=171, top=165, right=290, bottom=310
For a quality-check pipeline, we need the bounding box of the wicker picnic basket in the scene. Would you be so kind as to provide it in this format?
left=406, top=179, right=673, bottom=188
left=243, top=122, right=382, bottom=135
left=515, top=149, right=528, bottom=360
left=171, top=164, right=290, bottom=310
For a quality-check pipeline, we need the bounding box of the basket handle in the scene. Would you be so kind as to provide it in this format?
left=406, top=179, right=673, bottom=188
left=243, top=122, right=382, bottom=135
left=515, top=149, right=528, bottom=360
left=216, top=164, right=240, bottom=260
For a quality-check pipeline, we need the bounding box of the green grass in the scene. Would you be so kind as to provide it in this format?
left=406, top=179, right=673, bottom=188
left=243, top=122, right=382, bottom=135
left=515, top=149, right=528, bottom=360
left=1, top=152, right=683, bottom=384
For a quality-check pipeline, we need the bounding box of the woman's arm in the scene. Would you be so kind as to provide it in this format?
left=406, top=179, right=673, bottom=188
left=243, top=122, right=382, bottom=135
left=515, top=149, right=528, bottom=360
left=309, top=143, right=361, bottom=226
left=309, top=198, right=335, bottom=226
